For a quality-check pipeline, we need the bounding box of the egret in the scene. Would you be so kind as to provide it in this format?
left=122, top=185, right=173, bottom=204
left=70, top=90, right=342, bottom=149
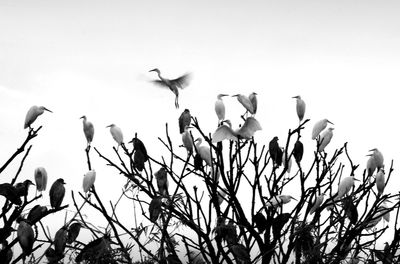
left=155, top=167, right=168, bottom=196
left=149, top=197, right=162, bottom=223
left=212, top=117, right=262, bottom=143
left=309, top=194, right=325, bottom=215
left=67, top=222, right=81, bottom=244
left=75, top=234, right=111, bottom=263
left=149, top=68, right=191, bottom=109
left=269, top=137, right=283, bottom=167
left=182, top=125, right=194, bottom=154
left=14, top=180, right=34, bottom=197
left=232, top=94, right=254, bottom=115
left=211, top=120, right=237, bottom=143
left=311, top=119, right=333, bottom=140
left=49, top=178, right=65, bottom=209
left=380, top=202, right=391, bottom=222
left=293, top=140, right=304, bottom=163
left=130, top=137, right=148, bottom=171
left=236, top=117, right=262, bottom=139
left=54, top=226, right=68, bottom=256
left=24, top=105, right=52, bottom=129
left=178, top=109, right=191, bottom=134
left=292, top=96, right=306, bottom=122
left=83, top=170, right=96, bottom=193
left=34, top=167, right=47, bottom=192
left=27, top=205, right=47, bottom=224
left=369, top=148, right=384, bottom=170
left=318, top=127, right=334, bottom=152
left=249, top=92, right=258, bottom=114
left=106, top=124, right=123, bottom=148
left=336, top=176, right=357, bottom=200
left=215, top=94, right=228, bottom=123
left=366, top=154, right=377, bottom=177
left=195, top=137, right=212, bottom=166
left=253, top=212, right=267, bottom=233
left=265, top=195, right=296, bottom=208
left=17, top=220, right=34, bottom=256
left=80, top=115, right=94, bottom=147
left=0, top=183, right=22, bottom=205
left=375, top=168, right=385, bottom=197
left=343, top=196, right=358, bottom=225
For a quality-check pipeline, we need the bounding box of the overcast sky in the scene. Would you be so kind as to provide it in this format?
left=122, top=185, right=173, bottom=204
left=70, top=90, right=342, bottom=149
left=1, top=0, right=400, bottom=259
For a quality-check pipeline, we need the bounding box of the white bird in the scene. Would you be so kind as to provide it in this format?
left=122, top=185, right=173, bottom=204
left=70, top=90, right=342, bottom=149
left=34, top=167, right=48, bottom=192
left=336, top=176, right=357, bottom=200
left=211, top=117, right=262, bottom=143
left=369, top=148, right=384, bottom=170
left=366, top=154, right=377, bottom=177
left=195, top=137, right=212, bottom=166
left=182, top=125, right=194, bottom=154
left=375, top=168, right=385, bottom=197
left=265, top=195, right=296, bottom=208
left=80, top=116, right=94, bottom=147
left=318, top=127, right=334, bottom=152
left=311, top=119, right=333, bottom=140
left=215, top=94, right=228, bottom=124
left=83, top=170, right=96, bottom=193
left=24, top=105, right=52, bottom=129
left=293, top=95, right=306, bottom=122
left=106, top=124, right=123, bottom=148
left=249, top=92, right=258, bottom=114
left=232, top=94, right=254, bottom=115
left=380, top=202, right=390, bottom=222
left=309, top=194, right=325, bottom=214
left=366, top=212, right=383, bottom=230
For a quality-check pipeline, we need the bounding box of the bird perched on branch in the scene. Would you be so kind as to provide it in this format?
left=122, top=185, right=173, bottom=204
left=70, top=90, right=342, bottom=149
left=232, top=94, right=254, bottom=115
left=318, top=128, right=334, bottom=152
left=293, top=96, right=306, bottom=122
left=24, top=105, right=52, bottom=129
left=249, top=92, right=258, bottom=114
left=83, top=170, right=96, bottom=193
left=182, top=125, right=194, bottom=155
left=215, top=94, right=228, bottom=124
left=195, top=137, right=212, bottom=166
left=75, top=234, right=111, bottom=263
left=149, top=68, right=191, bottom=109
left=269, top=137, right=283, bottom=167
left=130, top=137, right=148, bottom=171
left=49, top=178, right=65, bottom=209
left=80, top=115, right=94, bottom=148
left=15, top=180, right=34, bottom=198
left=369, top=148, right=384, bottom=170
left=312, top=119, right=333, bottom=140
left=155, top=167, right=169, bottom=196
left=17, top=219, right=35, bottom=256
left=106, top=124, right=124, bottom=149
left=293, top=140, right=304, bottom=164
left=178, top=109, right=191, bottom=134
left=34, top=167, right=48, bottom=192
left=211, top=117, right=262, bottom=143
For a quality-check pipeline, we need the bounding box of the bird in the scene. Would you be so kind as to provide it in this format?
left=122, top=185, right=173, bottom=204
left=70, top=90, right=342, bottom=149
left=17, top=220, right=35, bottom=256
left=272, top=213, right=291, bottom=240
left=292, top=96, right=306, bottom=122
left=34, top=167, right=48, bottom=192
left=318, top=127, right=334, bottom=152
left=336, top=176, right=357, bottom=200
left=265, top=195, right=296, bottom=208
left=0, top=183, right=22, bottom=205
left=232, top=94, right=254, bottom=115
left=269, top=137, right=283, bottom=167
left=215, top=94, right=228, bottom=124
left=178, top=109, right=191, bottom=134
left=106, top=124, right=124, bottom=149
left=195, top=137, right=212, bottom=166
left=375, top=168, right=385, bottom=197
left=155, top=167, right=169, bottom=196
left=75, top=234, right=111, bottom=263
left=54, top=226, right=68, bottom=256
left=80, top=115, right=94, bottom=147
left=193, top=153, right=204, bottom=171
left=253, top=212, right=268, bottom=233
left=83, top=170, right=96, bottom=193
left=309, top=194, right=325, bottom=215
left=230, top=243, right=251, bottom=263
left=27, top=205, right=48, bottom=224
left=67, top=222, right=81, bottom=244
left=211, top=117, right=262, bottom=143
left=366, top=154, right=377, bottom=177
left=181, top=125, right=194, bottom=154
left=149, top=197, right=163, bottom=223
left=45, top=247, right=63, bottom=264
left=379, top=202, right=391, bottom=223
left=293, top=140, right=304, bottom=163
left=343, top=196, right=358, bottom=225
left=0, top=240, right=13, bottom=264
left=130, top=137, right=148, bottom=171
left=24, top=105, right=52, bottom=129
left=149, top=68, right=191, bottom=109
left=365, top=211, right=383, bottom=230
left=249, top=92, right=258, bottom=114
left=311, top=119, right=333, bottom=140
left=369, top=148, right=384, bottom=170
left=49, top=178, right=66, bottom=209
left=14, top=180, right=34, bottom=197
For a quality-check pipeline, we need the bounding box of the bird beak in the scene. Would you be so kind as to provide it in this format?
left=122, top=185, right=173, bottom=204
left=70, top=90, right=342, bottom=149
left=291, top=196, right=298, bottom=201
left=232, top=94, right=239, bottom=97
left=44, top=107, right=53, bottom=113
left=106, top=125, right=112, bottom=128
left=221, top=94, right=229, bottom=97
left=369, top=148, right=376, bottom=152
left=327, top=120, right=334, bottom=125
left=292, top=96, right=299, bottom=99
left=79, top=116, right=85, bottom=119
left=149, top=69, right=156, bottom=72
left=128, top=139, right=134, bottom=143
left=353, top=178, right=360, bottom=182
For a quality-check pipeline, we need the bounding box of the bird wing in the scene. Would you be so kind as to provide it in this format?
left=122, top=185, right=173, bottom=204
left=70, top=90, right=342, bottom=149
left=212, top=125, right=237, bottom=143
left=237, top=117, right=262, bottom=139
left=150, top=79, right=170, bottom=88
left=170, top=73, right=191, bottom=89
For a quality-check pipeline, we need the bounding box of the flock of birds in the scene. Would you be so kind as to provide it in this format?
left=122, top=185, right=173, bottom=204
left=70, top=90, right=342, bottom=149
left=0, top=68, right=389, bottom=262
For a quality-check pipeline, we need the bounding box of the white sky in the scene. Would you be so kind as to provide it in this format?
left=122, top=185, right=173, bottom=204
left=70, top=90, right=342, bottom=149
left=1, top=0, right=400, bottom=260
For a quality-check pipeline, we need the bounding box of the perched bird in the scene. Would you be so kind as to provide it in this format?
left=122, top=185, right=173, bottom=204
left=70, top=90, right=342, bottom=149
left=253, top=212, right=268, bottom=233
left=0, top=241, right=13, bottom=264
left=178, top=109, right=191, bottom=134
left=27, top=205, right=48, bottom=224
left=318, top=127, right=334, bottom=152
left=311, top=119, right=333, bottom=140
left=75, top=234, right=111, bottom=263
left=249, top=92, right=258, bottom=114
left=232, top=94, right=254, bottom=115
left=211, top=121, right=237, bottom=143
left=24, top=105, right=52, bottom=129
left=272, top=213, right=291, bottom=240
left=45, top=247, right=63, bottom=264
left=149, top=197, right=163, bottom=223
left=375, top=168, right=385, bottom=197
left=54, top=226, right=68, bottom=256
left=34, top=167, right=48, bottom=192
left=366, top=154, right=377, bottom=177
left=67, top=222, right=82, bottom=244
left=309, top=194, right=325, bottom=215
left=235, top=117, right=262, bottom=139
left=83, top=170, right=96, bottom=193
left=215, top=94, right=228, bottom=123
left=149, top=68, right=191, bottom=109
left=230, top=243, right=251, bottom=263
left=336, top=176, right=357, bottom=200
left=15, top=180, right=34, bottom=197
left=49, top=178, right=66, bottom=209
left=0, top=183, right=22, bottom=205
left=293, top=140, right=304, bottom=163
left=369, top=148, right=384, bottom=170
left=155, top=167, right=169, bottom=196
left=195, top=138, right=212, bottom=166
left=106, top=124, right=124, bottom=148
left=265, top=195, right=296, bottom=208
left=17, top=220, right=35, bottom=256
left=269, top=137, right=283, bottom=167
left=343, top=196, right=358, bottom=225
left=193, top=153, right=204, bottom=171
left=293, top=96, right=306, bottom=122
left=181, top=126, right=193, bottom=154
left=211, top=117, right=262, bottom=143
left=80, top=116, right=94, bottom=147
left=130, top=137, right=148, bottom=171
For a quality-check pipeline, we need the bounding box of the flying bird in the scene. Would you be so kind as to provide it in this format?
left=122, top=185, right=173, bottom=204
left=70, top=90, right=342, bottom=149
left=178, top=109, right=191, bottom=134
left=34, top=167, right=48, bottom=192
left=49, top=178, right=66, bottom=209
left=149, top=68, right=191, bottom=109
left=232, top=94, right=254, bottom=115
left=215, top=94, right=228, bottom=124
left=106, top=124, right=124, bottom=149
left=293, top=96, right=306, bottom=122
left=83, top=170, right=96, bottom=193
left=269, top=137, right=283, bottom=167
left=80, top=116, right=94, bottom=147
left=249, top=92, right=258, bottom=114
left=318, top=127, right=334, bottom=152
left=311, top=119, right=333, bottom=140
left=24, top=105, right=52, bottom=129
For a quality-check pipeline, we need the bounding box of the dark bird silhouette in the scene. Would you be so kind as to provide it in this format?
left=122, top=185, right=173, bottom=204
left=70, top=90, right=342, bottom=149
left=27, top=205, right=48, bottom=224
left=293, top=140, right=304, bottom=163
left=45, top=247, right=63, bottom=264
left=49, top=178, right=66, bottom=209
left=149, top=68, right=191, bottom=109
left=14, top=180, right=34, bottom=197
left=75, top=234, right=111, bottom=263
left=230, top=243, right=251, bottom=263
left=149, top=197, right=162, bottom=223
left=272, top=213, right=291, bottom=240
left=54, top=226, right=68, bottom=256
left=178, top=109, right=191, bottom=134
left=155, top=167, right=169, bottom=196
left=0, top=183, right=21, bottom=205
left=130, top=137, right=148, bottom=171
left=253, top=212, right=268, bottom=233
left=269, top=136, right=283, bottom=167
left=343, top=196, right=358, bottom=225
left=17, top=220, right=35, bottom=256
left=0, top=241, right=13, bottom=264
left=67, top=222, right=81, bottom=244
left=194, top=153, right=204, bottom=171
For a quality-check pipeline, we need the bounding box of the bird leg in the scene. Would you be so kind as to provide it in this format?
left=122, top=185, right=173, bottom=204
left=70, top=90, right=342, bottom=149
left=175, top=96, right=179, bottom=109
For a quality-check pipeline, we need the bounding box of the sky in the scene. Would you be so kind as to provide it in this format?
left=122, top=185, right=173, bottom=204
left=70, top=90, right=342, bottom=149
left=1, top=0, right=400, bottom=261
